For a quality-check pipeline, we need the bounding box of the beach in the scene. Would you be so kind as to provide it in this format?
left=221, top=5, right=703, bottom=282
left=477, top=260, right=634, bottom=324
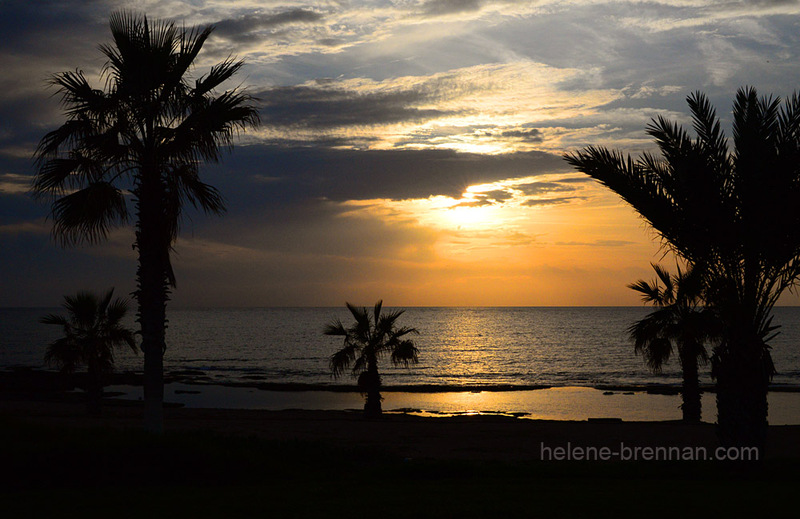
left=4, top=371, right=800, bottom=517
left=3, top=369, right=800, bottom=462
left=6, top=398, right=800, bottom=461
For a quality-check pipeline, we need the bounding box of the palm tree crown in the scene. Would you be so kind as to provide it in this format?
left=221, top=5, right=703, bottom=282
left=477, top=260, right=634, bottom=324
left=32, top=12, right=260, bottom=432
left=42, top=288, right=136, bottom=413
left=325, top=301, right=419, bottom=417
left=33, top=11, right=259, bottom=248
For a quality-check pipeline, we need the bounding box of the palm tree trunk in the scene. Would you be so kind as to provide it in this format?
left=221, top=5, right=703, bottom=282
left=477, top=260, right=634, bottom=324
left=86, top=364, right=103, bottom=416
left=363, top=358, right=382, bottom=418
left=715, top=340, right=769, bottom=456
left=679, top=347, right=701, bottom=423
left=136, top=169, right=169, bottom=434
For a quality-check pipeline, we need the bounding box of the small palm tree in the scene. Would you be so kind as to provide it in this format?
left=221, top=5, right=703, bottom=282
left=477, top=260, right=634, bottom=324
left=41, top=289, right=137, bottom=414
left=628, top=264, right=717, bottom=422
left=325, top=301, right=419, bottom=417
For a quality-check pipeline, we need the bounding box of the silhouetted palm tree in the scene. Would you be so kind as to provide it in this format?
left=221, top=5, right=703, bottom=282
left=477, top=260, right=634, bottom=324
left=628, top=264, right=717, bottom=422
left=565, top=87, right=800, bottom=449
left=32, top=12, right=259, bottom=432
left=42, top=289, right=136, bottom=414
left=325, top=301, right=419, bottom=417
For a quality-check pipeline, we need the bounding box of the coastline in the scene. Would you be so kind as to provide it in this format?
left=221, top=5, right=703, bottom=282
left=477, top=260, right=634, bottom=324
left=7, top=366, right=800, bottom=393
left=4, top=367, right=800, bottom=425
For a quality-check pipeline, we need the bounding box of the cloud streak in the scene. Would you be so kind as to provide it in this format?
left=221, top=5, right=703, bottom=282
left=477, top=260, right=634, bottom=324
left=213, top=9, right=324, bottom=44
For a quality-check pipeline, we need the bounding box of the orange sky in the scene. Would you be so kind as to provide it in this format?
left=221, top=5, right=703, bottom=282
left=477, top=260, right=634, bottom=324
left=3, top=1, right=800, bottom=307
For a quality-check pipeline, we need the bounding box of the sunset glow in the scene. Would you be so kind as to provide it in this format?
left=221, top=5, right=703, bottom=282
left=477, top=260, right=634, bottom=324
left=3, top=1, right=800, bottom=306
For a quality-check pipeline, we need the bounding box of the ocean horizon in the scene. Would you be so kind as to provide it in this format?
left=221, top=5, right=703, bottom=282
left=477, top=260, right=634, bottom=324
left=4, top=306, right=800, bottom=388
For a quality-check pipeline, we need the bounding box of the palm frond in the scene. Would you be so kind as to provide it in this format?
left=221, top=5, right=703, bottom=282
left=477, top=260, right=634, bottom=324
left=373, top=300, right=384, bottom=328
left=627, top=278, right=663, bottom=305
left=651, top=263, right=674, bottom=301
left=166, top=163, right=226, bottom=215
left=50, top=182, right=128, bottom=246
left=194, top=57, right=245, bottom=97
left=329, top=343, right=358, bottom=379
left=565, top=146, right=683, bottom=255
left=345, top=302, right=371, bottom=339
left=687, top=90, right=728, bottom=159
left=44, top=337, right=82, bottom=373
left=323, top=319, right=347, bottom=337
left=391, top=340, right=419, bottom=367
left=40, top=313, right=70, bottom=328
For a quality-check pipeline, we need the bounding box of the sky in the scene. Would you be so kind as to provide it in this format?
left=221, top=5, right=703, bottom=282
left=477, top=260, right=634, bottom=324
left=2, top=0, right=800, bottom=307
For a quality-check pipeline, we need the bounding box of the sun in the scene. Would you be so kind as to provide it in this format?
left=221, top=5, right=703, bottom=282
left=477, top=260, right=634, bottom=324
left=441, top=203, right=496, bottom=230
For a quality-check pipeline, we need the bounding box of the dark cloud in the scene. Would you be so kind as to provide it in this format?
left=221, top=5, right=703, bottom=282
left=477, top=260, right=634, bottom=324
left=420, top=0, right=484, bottom=16
left=522, top=196, right=581, bottom=207
left=0, top=0, right=109, bottom=54
left=452, top=199, right=491, bottom=208
left=452, top=188, right=514, bottom=208
left=257, top=85, right=453, bottom=128
left=0, top=229, right=137, bottom=307
left=744, top=0, right=799, bottom=7
left=213, top=9, right=323, bottom=43
left=207, top=146, right=568, bottom=206
left=490, top=128, right=544, bottom=143
left=518, top=181, right=579, bottom=196
left=0, top=1, right=112, bottom=140
left=480, top=189, right=514, bottom=202
left=555, top=176, right=593, bottom=184
left=555, top=239, right=635, bottom=247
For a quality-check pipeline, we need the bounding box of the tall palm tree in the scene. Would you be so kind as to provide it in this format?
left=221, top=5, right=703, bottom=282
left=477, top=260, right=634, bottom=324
left=565, top=87, right=800, bottom=449
left=41, top=289, right=136, bottom=414
left=628, top=264, right=717, bottom=422
left=325, top=301, right=420, bottom=417
left=32, top=12, right=259, bottom=433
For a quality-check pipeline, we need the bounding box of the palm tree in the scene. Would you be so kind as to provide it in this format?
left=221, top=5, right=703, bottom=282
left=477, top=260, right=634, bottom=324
left=41, top=289, right=137, bottom=414
left=565, top=87, right=800, bottom=449
left=32, top=12, right=259, bottom=432
left=628, top=264, right=717, bottom=422
left=325, top=301, right=420, bottom=417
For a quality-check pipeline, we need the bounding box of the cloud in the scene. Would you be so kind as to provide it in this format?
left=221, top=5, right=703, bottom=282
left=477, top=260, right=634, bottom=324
left=522, top=196, right=583, bottom=207
left=0, top=221, right=47, bottom=234
left=419, top=0, right=485, bottom=17
left=257, top=84, right=453, bottom=128
left=210, top=145, right=568, bottom=206
left=254, top=62, right=622, bottom=152
left=517, top=181, right=580, bottom=197
left=555, top=239, right=636, bottom=247
left=213, top=9, right=324, bottom=44
left=496, top=128, right=544, bottom=142
left=0, top=173, right=31, bottom=195
left=451, top=188, right=515, bottom=208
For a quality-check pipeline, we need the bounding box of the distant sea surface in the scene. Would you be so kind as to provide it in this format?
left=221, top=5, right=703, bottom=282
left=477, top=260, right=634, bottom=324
left=3, top=307, right=800, bottom=389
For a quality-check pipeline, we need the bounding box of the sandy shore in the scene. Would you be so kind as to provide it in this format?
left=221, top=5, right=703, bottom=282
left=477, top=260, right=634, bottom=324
left=3, top=368, right=799, bottom=463
left=3, top=396, right=799, bottom=462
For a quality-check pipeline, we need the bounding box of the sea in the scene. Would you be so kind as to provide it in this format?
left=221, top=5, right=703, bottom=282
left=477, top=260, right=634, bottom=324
left=3, top=307, right=800, bottom=422
left=3, top=306, right=800, bottom=388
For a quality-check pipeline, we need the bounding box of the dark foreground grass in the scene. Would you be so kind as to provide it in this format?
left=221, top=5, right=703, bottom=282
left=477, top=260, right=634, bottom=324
left=2, top=419, right=797, bottom=518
